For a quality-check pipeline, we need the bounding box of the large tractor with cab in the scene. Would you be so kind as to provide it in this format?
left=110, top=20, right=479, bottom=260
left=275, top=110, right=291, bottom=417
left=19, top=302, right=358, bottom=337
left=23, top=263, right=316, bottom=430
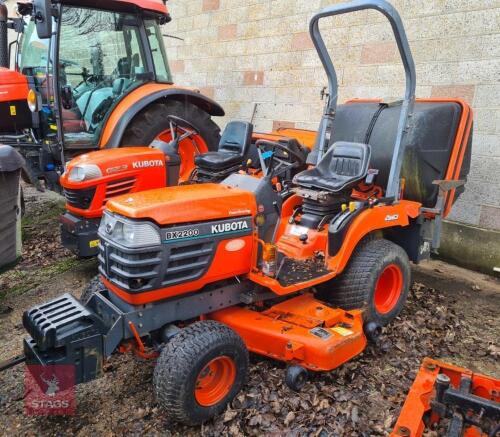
left=0, top=0, right=223, bottom=197
left=1, top=0, right=473, bottom=427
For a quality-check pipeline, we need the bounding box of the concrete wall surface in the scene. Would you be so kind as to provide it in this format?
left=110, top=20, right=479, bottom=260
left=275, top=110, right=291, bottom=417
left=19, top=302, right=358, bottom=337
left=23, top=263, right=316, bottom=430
left=163, top=0, right=500, bottom=237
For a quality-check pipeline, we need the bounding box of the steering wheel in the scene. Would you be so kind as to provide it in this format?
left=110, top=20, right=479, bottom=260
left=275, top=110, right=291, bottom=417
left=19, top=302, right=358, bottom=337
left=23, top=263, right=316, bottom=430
left=255, top=139, right=306, bottom=179
left=153, top=115, right=201, bottom=153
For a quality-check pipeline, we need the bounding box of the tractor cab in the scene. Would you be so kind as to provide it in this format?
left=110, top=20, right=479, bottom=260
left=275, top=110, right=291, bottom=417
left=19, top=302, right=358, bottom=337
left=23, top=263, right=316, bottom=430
left=9, top=0, right=172, bottom=188
left=1, top=0, right=223, bottom=192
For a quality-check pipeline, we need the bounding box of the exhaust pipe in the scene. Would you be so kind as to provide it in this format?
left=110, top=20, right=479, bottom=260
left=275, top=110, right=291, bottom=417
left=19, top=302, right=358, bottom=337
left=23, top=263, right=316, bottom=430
left=0, top=1, right=8, bottom=68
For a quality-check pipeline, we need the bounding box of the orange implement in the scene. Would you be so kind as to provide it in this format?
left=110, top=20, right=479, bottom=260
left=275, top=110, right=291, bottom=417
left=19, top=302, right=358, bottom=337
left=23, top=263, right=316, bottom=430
left=392, top=358, right=500, bottom=437
left=210, top=293, right=366, bottom=371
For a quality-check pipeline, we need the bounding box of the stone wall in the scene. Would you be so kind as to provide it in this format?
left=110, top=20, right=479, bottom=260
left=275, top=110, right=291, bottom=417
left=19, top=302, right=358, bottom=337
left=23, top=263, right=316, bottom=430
left=164, top=0, right=500, bottom=233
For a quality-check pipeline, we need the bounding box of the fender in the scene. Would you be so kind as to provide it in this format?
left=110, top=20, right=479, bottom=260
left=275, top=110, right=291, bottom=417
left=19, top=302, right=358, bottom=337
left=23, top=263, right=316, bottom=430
left=248, top=200, right=421, bottom=297
left=326, top=200, right=421, bottom=273
left=98, top=83, right=225, bottom=149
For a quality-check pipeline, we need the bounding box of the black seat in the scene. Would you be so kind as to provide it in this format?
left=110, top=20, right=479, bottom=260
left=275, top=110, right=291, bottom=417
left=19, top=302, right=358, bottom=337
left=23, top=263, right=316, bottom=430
left=294, top=141, right=371, bottom=193
left=195, top=121, right=253, bottom=171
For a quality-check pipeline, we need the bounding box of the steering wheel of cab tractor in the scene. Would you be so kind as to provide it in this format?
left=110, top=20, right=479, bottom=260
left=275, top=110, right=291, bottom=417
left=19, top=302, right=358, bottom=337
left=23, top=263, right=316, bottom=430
left=256, top=139, right=306, bottom=179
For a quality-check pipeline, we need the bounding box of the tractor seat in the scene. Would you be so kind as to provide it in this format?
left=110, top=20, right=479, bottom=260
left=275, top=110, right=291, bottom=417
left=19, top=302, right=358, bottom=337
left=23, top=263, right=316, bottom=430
left=195, top=121, right=253, bottom=171
left=294, top=141, right=371, bottom=193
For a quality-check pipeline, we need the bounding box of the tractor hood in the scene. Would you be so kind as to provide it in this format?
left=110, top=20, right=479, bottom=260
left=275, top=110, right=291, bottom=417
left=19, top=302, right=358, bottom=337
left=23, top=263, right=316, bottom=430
left=0, top=68, right=27, bottom=85
left=0, top=68, right=29, bottom=102
left=106, top=184, right=257, bottom=226
left=60, top=147, right=167, bottom=190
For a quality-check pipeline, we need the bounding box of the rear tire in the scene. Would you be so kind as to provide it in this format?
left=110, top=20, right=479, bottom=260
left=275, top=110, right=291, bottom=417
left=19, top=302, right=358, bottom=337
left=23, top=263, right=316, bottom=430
left=121, top=100, right=220, bottom=182
left=316, top=239, right=410, bottom=326
left=153, top=320, right=248, bottom=425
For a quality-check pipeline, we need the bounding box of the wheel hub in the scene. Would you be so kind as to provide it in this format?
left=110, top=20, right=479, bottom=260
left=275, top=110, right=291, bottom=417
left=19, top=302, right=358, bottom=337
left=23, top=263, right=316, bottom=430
left=195, top=355, right=236, bottom=407
left=374, top=264, right=404, bottom=314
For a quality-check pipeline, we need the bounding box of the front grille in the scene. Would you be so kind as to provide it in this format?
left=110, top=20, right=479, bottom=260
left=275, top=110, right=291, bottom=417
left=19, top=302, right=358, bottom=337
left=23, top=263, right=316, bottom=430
left=98, top=240, right=216, bottom=293
left=104, top=177, right=136, bottom=200
left=64, top=187, right=96, bottom=209
left=98, top=216, right=252, bottom=294
left=162, top=241, right=215, bottom=287
left=98, top=242, right=162, bottom=291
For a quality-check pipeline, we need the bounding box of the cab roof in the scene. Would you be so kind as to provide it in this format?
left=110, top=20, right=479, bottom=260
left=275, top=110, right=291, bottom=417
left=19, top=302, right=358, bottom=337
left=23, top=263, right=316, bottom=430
left=61, top=0, right=168, bottom=16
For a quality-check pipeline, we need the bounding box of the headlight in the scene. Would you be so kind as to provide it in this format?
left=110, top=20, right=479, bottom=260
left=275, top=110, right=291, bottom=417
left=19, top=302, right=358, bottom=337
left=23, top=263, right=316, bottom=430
left=99, top=212, right=161, bottom=248
left=27, top=89, right=41, bottom=112
left=68, top=164, right=102, bottom=182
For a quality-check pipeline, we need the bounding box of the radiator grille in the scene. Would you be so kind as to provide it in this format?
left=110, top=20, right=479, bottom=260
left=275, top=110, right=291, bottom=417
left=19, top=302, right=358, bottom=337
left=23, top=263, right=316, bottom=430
left=64, top=187, right=96, bottom=209
left=162, top=242, right=215, bottom=287
left=98, top=242, right=161, bottom=291
left=104, top=177, right=136, bottom=200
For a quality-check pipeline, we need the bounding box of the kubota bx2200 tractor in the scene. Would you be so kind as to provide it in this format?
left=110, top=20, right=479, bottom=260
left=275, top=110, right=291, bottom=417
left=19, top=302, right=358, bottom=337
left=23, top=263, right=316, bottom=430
left=12, top=0, right=473, bottom=426
left=0, top=0, right=223, bottom=192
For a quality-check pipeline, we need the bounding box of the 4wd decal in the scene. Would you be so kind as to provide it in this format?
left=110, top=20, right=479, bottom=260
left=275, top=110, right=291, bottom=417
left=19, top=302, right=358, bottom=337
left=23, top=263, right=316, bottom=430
left=132, top=159, right=164, bottom=169
left=384, top=214, right=399, bottom=222
left=163, top=217, right=252, bottom=244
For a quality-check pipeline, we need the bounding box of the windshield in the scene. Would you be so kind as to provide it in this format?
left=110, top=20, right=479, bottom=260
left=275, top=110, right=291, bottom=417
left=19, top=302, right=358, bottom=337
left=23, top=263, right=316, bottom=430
left=145, top=19, right=172, bottom=84
left=18, top=19, right=49, bottom=73
left=58, top=6, right=151, bottom=147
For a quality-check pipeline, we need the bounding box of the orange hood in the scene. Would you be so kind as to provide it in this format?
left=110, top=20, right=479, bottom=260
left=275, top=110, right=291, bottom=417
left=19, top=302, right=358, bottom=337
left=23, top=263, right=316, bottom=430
left=106, top=184, right=257, bottom=225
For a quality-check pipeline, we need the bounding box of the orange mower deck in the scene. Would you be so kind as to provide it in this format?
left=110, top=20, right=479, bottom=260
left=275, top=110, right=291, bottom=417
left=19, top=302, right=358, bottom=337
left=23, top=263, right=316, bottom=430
left=210, top=293, right=367, bottom=371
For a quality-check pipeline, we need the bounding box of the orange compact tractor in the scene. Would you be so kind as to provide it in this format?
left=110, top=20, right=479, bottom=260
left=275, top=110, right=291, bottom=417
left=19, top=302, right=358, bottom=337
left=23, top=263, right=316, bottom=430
left=4, top=0, right=473, bottom=426
left=0, top=0, right=224, bottom=253
left=392, top=358, right=499, bottom=437
left=59, top=120, right=316, bottom=256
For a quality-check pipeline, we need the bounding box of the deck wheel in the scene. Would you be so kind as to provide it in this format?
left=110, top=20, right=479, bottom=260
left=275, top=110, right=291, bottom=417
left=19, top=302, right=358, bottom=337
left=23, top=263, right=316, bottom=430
left=285, top=365, right=308, bottom=391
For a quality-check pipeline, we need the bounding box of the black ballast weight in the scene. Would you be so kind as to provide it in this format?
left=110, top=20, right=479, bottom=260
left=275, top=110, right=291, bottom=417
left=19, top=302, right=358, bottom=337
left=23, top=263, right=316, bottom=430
left=23, top=293, right=106, bottom=383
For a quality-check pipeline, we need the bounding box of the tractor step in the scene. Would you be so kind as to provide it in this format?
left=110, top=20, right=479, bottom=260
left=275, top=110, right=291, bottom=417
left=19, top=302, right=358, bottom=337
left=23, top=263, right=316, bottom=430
left=209, top=293, right=366, bottom=371
left=276, top=257, right=330, bottom=287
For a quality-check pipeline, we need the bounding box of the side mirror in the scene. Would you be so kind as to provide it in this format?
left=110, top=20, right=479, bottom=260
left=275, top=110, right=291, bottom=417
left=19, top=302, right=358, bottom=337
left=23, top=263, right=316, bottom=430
left=33, top=0, right=52, bottom=39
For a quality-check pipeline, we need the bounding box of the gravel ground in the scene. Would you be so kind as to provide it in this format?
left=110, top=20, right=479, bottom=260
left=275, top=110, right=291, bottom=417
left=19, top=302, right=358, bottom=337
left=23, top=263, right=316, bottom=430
left=0, top=187, right=498, bottom=436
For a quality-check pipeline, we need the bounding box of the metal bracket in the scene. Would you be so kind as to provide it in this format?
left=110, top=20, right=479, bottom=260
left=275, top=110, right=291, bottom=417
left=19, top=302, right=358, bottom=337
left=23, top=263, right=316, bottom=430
left=420, top=179, right=466, bottom=250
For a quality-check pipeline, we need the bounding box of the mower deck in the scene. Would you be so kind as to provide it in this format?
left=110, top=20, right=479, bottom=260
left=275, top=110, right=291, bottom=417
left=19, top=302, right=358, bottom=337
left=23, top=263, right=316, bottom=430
left=210, top=294, right=366, bottom=371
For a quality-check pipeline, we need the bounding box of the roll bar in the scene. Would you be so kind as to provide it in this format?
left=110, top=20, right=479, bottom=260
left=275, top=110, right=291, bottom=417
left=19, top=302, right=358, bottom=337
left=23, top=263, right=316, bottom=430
left=309, top=0, right=416, bottom=200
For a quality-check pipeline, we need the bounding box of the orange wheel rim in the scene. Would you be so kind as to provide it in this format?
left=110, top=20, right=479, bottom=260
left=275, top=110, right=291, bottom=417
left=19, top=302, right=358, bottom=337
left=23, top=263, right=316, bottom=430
left=156, top=129, right=208, bottom=183
left=195, top=356, right=236, bottom=407
left=374, top=264, right=403, bottom=314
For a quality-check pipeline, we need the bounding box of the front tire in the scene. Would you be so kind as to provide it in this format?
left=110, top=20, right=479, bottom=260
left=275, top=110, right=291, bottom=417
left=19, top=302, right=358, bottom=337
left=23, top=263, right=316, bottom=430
left=153, top=321, right=248, bottom=425
left=316, top=239, right=411, bottom=326
left=121, top=100, right=220, bottom=182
